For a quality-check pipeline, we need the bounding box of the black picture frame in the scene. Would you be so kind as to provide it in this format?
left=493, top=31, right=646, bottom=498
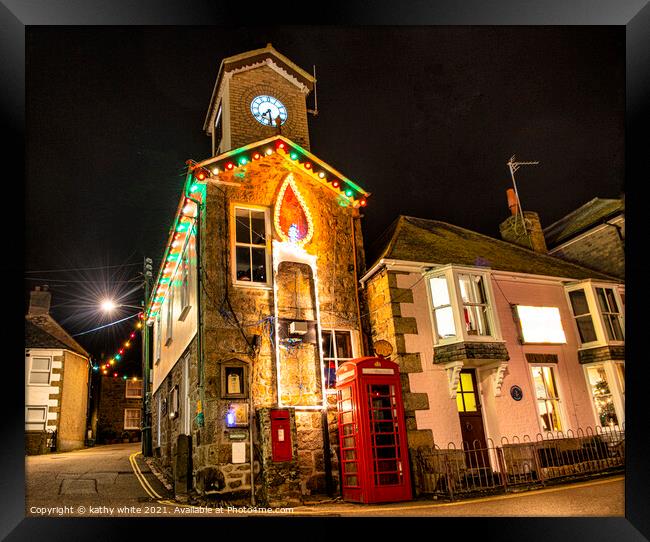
left=9, top=2, right=648, bottom=539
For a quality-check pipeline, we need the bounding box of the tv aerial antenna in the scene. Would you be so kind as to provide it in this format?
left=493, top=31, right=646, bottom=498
left=507, top=155, right=539, bottom=233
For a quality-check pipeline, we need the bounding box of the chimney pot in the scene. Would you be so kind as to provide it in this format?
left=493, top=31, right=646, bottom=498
left=506, top=188, right=519, bottom=216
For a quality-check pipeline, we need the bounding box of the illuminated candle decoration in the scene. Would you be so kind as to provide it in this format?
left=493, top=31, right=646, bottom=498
left=273, top=173, right=314, bottom=247
left=226, top=407, right=236, bottom=428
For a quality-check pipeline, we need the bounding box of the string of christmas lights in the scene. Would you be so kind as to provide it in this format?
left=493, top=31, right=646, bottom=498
left=92, top=313, right=144, bottom=379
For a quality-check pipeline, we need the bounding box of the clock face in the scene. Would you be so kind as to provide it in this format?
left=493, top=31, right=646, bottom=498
left=250, top=95, right=288, bottom=126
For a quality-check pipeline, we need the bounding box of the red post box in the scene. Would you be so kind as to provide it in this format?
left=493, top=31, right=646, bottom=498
left=270, top=409, right=292, bottom=462
left=335, top=357, right=412, bottom=503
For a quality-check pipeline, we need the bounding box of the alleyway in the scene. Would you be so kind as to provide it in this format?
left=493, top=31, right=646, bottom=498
left=25, top=443, right=172, bottom=517
left=25, top=443, right=624, bottom=518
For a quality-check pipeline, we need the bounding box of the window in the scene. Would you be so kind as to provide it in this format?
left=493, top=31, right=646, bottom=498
left=585, top=365, right=618, bottom=427
left=595, top=287, right=624, bottom=341
left=214, top=105, right=223, bottom=152
left=429, top=276, right=456, bottom=339
left=515, top=306, right=567, bottom=344
left=568, top=289, right=597, bottom=343
left=233, top=207, right=269, bottom=284
left=25, top=406, right=47, bottom=431
left=169, top=385, right=179, bottom=419
left=28, top=356, right=52, bottom=385
left=156, top=395, right=161, bottom=446
left=165, top=288, right=174, bottom=346
left=125, top=379, right=143, bottom=398
left=458, top=274, right=491, bottom=336
left=124, top=408, right=140, bottom=430
left=155, top=316, right=162, bottom=363
left=456, top=372, right=478, bottom=413
left=322, top=330, right=354, bottom=391
left=531, top=366, right=563, bottom=432
left=178, top=251, right=191, bottom=320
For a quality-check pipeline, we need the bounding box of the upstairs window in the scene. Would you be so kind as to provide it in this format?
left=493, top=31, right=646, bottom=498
left=125, top=379, right=143, bottom=398
left=514, top=306, right=567, bottom=344
left=233, top=206, right=269, bottom=285
left=595, top=287, right=624, bottom=341
left=124, top=408, right=140, bottom=430
left=179, top=251, right=191, bottom=321
left=458, top=274, right=491, bottom=336
left=28, top=356, right=52, bottom=385
left=430, top=276, right=457, bottom=339
left=568, top=289, right=597, bottom=344
left=155, top=316, right=162, bottom=363
left=165, top=288, right=174, bottom=346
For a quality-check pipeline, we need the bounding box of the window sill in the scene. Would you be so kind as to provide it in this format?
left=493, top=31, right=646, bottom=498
left=233, top=279, right=272, bottom=290
left=178, top=305, right=191, bottom=322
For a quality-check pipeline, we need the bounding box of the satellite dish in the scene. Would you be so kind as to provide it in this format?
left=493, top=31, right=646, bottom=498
left=373, top=340, right=393, bottom=358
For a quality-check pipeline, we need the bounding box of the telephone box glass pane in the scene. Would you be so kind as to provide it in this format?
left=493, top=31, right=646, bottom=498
left=343, top=449, right=356, bottom=460
left=341, top=411, right=353, bottom=425
left=343, top=436, right=355, bottom=448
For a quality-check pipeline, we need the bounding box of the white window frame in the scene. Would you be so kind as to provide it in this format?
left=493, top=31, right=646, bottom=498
left=565, top=280, right=625, bottom=349
left=322, top=329, right=357, bottom=393
left=156, top=394, right=161, bottom=446
left=165, top=287, right=174, bottom=346
left=155, top=315, right=162, bottom=364
left=529, top=365, right=566, bottom=435
left=178, top=249, right=192, bottom=322
left=594, top=286, right=624, bottom=342
left=125, top=379, right=143, bottom=398
left=231, top=204, right=272, bottom=288
left=123, top=408, right=141, bottom=430
left=28, top=356, right=52, bottom=386
left=25, top=406, right=48, bottom=431
left=169, top=385, right=179, bottom=419
left=424, top=265, right=502, bottom=345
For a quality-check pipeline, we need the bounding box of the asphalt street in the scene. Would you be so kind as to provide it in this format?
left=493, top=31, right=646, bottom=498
left=25, top=443, right=624, bottom=518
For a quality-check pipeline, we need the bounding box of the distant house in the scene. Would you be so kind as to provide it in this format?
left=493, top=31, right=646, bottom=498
left=543, top=197, right=624, bottom=279
left=93, top=375, right=143, bottom=444
left=25, top=286, right=92, bottom=454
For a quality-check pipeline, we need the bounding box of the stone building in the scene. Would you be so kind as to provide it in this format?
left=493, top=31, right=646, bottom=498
left=25, top=286, right=92, bottom=454
left=92, top=375, right=143, bottom=444
left=361, top=215, right=624, bottom=492
left=543, top=197, right=624, bottom=280
left=148, top=45, right=369, bottom=505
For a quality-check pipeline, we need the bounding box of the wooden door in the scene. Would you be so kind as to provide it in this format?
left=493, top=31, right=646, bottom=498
left=456, top=369, right=488, bottom=469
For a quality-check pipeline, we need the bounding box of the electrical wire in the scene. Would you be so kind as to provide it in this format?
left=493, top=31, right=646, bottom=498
left=71, top=313, right=141, bottom=336
left=25, top=262, right=144, bottom=273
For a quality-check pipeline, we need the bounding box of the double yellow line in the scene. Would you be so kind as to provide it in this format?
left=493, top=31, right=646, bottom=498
left=129, top=451, right=163, bottom=500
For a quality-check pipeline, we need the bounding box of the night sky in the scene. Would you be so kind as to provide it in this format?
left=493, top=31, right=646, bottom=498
left=25, top=26, right=624, bottom=367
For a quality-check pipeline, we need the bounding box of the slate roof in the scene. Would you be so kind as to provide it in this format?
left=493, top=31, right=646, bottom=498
left=367, top=215, right=620, bottom=282
left=543, top=198, right=624, bottom=248
left=25, top=314, right=90, bottom=358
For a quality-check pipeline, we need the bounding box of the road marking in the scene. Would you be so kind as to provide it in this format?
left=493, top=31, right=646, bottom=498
left=293, top=475, right=625, bottom=514
left=129, top=452, right=163, bottom=500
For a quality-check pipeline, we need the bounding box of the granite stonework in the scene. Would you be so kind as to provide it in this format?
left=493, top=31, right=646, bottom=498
left=96, top=376, right=142, bottom=444
left=578, top=345, right=625, bottom=364
left=432, top=341, right=511, bottom=364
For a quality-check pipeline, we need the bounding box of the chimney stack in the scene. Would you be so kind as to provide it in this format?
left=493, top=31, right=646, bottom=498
left=28, top=285, right=51, bottom=315
left=499, top=190, right=548, bottom=254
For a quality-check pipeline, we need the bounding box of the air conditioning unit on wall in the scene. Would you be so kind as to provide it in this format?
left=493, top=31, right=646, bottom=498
left=289, top=321, right=309, bottom=335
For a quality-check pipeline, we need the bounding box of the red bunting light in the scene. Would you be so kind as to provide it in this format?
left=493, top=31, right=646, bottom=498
left=332, top=180, right=340, bottom=188
left=226, top=162, right=234, bottom=170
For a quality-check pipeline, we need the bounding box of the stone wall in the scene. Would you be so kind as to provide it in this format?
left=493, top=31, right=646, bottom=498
left=499, top=211, right=548, bottom=254
left=433, top=341, right=510, bottom=364
left=578, top=345, right=625, bottom=364
left=97, top=375, right=142, bottom=444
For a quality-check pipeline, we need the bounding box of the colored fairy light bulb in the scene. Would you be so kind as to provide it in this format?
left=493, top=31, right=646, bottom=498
left=253, top=152, right=261, bottom=160
left=265, top=148, right=273, bottom=156
left=277, top=142, right=285, bottom=149
left=238, top=157, right=248, bottom=165
left=345, top=189, right=353, bottom=197
left=125, top=341, right=131, bottom=347
left=130, top=332, right=136, bottom=339
left=360, top=199, right=367, bottom=206
left=196, top=170, right=206, bottom=180
left=113, top=372, right=118, bottom=378
left=332, top=180, right=340, bottom=188
left=190, top=184, right=199, bottom=192
left=136, top=322, right=142, bottom=329
left=123, top=375, right=127, bottom=380
left=318, top=171, right=325, bottom=179
left=118, top=349, right=124, bottom=355
left=304, top=162, right=312, bottom=169
left=109, top=359, right=115, bottom=366
left=115, top=354, right=122, bottom=360
left=290, top=152, right=298, bottom=160
left=226, top=162, right=234, bottom=170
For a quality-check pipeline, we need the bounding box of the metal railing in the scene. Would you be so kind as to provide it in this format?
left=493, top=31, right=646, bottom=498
left=414, top=424, right=624, bottom=500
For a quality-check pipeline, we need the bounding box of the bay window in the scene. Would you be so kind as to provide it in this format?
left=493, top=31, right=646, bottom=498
left=566, top=282, right=624, bottom=346
left=427, top=266, right=499, bottom=343
left=585, top=365, right=618, bottom=427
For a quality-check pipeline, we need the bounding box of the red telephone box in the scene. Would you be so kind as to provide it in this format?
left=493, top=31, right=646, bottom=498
left=335, top=357, right=412, bottom=503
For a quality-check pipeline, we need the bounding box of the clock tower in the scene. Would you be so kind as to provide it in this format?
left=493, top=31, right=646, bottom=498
left=203, top=44, right=316, bottom=156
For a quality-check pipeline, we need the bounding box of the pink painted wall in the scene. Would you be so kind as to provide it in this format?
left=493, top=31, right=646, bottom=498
left=396, top=271, right=598, bottom=448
